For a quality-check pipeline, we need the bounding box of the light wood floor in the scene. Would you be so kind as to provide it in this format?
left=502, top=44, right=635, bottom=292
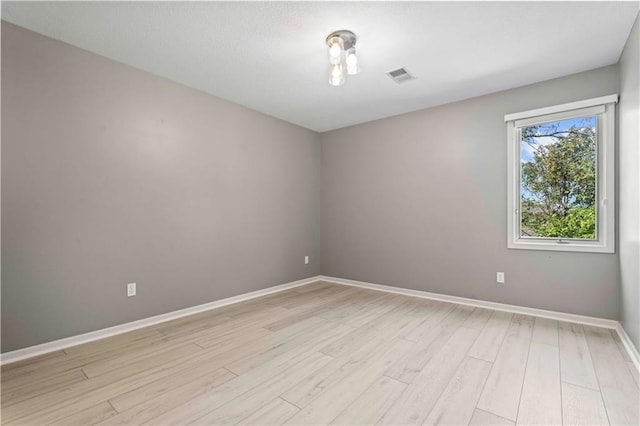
left=1, top=281, right=638, bottom=425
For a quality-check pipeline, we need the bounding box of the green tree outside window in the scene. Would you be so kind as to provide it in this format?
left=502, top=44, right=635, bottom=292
left=520, top=116, right=597, bottom=239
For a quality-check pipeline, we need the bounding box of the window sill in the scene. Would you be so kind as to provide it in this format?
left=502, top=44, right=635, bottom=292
left=508, top=239, right=615, bottom=254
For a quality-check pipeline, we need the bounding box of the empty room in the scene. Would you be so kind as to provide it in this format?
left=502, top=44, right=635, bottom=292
left=1, top=1, right=639, bottom=425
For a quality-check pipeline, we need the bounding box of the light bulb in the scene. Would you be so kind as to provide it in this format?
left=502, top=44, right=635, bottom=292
left=346, top=51, right=357, bottom=67
left=346, top=49, right=359, bottom=75
left=329, top=43, right=342, bottom=59
left=329, top=64, right=344, bottom=86
left=331, top=64, right=343, bottom=78
left=328, top=36, right=344, bottom=64
left=330, top=76, right=344, bottom=86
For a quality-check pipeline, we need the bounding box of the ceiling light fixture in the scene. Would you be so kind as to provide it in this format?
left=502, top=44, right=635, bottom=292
left=326, top=30, right=359, bottom=86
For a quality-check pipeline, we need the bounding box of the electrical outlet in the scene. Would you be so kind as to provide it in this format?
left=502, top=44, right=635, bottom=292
left=304, top=256, right=310, bottom=265
left=127, top=282, right=136, bottom=297
left=496, top=272, right=505, bottom=284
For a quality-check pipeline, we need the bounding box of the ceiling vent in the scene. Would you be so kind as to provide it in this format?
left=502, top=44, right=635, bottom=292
left=387, top=68, right=415, bottom=84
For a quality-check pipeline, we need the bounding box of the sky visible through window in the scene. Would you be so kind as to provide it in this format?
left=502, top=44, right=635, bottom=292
left=520, top=116, right=596, bottom=164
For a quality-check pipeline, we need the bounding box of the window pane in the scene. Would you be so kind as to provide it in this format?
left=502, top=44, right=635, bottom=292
left=520, top=116, right=597, bottom=239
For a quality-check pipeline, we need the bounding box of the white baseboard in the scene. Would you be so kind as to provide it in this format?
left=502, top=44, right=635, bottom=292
left=616, top=323, right=640, bottom=372
left=319, top=275, right=640, bottom=373
left=318, top=275, right=619, bottom=329
left=4, top=273, right=639, bottom=375
left=0, top=275, right=322, bottom=366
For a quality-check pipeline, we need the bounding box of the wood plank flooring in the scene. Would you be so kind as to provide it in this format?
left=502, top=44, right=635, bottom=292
left=1, top=281, right=638, bottom=425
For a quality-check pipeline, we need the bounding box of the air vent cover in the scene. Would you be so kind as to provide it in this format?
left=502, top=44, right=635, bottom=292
left=387, top=68, right=415, bottom=83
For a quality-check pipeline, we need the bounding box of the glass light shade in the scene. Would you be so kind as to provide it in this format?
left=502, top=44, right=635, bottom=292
left=345, top=48, right=359, bottom=75
left=329, top=63, right=345, bottom=86
left=328, top=36, right=344, bottom=65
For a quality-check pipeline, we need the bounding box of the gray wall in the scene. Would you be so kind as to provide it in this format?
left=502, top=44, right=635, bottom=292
left=619, top=15, right=640, bottom=351
left=321, top=65, right=621, bottom=320
left=3, top=19, right=635, bottom=354
left=1, top=22, right=321, bottom=352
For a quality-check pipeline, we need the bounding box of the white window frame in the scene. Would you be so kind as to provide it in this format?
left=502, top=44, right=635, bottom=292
left=505, top=95, right=617, bottom=253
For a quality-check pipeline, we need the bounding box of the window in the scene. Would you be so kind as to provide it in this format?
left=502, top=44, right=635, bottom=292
left=506, top=95, right=617, bottom=253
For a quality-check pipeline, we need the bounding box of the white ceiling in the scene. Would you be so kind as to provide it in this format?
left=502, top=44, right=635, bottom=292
left=2, top=1, right=638, bottom=132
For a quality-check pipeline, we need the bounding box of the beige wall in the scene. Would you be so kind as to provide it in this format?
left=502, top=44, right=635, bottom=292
left=1, top=22, right=321, bottom=352
left=320, top=65, right=620, bottom=320
left=619, top=14, right=640, bottom=351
